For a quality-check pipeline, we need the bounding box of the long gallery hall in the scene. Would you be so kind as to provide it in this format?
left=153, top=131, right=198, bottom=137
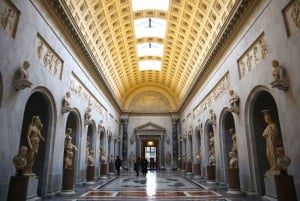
left=0, top=0, right=300, bottom=201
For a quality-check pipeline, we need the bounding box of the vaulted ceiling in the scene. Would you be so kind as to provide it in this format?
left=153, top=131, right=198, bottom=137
left=45, top=0, right=253, bottom=113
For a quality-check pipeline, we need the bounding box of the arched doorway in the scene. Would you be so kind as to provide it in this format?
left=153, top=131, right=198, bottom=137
left=19, top=90, right=54, bottom=197
left=248, top=89, right=282, bottom=195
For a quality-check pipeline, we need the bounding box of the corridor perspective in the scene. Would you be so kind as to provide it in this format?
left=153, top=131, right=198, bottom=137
left=1, top=0, right=300, bottom=201
left=43, top=170, right=261, bottom=201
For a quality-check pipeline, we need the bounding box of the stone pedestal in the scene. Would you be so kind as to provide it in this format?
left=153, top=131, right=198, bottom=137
left=27, top=176, right=40, bottom=200
left=109, top=162, right=115, bottom=173
left=263, top=174, right=277, bottom=200
left=61, top=169, right=75, bottom=195
left=274, top=175, right=297, bottom=201
left=227, top=168, right=242, bottom=194
left=7, top=176, right=29, bottom=201
left=86, top=166, right=95, bottom=184
left=207, top=165, right=215, bottom=183
left=193, top=164, right=201, bottom=178
left=100, top=163, right=107, bottom=179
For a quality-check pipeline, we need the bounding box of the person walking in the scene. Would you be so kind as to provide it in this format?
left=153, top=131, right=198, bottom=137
left=134, top=157, right=141, bottom=176
left=115, top=156, right=121, bottom=176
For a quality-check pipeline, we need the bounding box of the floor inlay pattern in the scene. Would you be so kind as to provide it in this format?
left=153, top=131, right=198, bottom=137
left=75, top=172, right=228, bottom=200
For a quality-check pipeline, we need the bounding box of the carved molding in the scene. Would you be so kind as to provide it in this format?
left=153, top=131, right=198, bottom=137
left=0, top=0, right=19, bottom=38
left=36, top=34, right=63, bottom=79
left=238, top=33, right=268, bottom=78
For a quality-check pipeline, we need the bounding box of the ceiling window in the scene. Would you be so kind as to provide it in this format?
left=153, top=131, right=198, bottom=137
left=137, top=42, right=164, bottom=57
left=134, top=18, right=167, bottom=39
left=132, top=0, right=169, bottom=12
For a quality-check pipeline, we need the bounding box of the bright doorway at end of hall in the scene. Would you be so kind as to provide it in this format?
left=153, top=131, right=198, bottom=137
left=142, top=139, right=159, bottom=170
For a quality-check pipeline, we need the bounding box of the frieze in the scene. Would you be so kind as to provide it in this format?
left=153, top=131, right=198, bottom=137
left=69, top=74, right=106, bottom=116
left=0, top=0, right=19, bottom=38
left=283, top=0, right=300, bottom=37
left=238, top=33, right=268, bottom=78
left=36, top=34, right=63, bottom=79
left=195, top=72, right=230, bottom=115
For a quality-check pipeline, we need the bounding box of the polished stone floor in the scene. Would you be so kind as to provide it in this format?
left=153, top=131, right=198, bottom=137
left=43, top=170, right=263, bottom=201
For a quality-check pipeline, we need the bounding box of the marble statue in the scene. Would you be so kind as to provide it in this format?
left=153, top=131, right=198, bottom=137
left=229, top=90, right=240, bottom=108
left=24, top=116, right=45, bottom=175
left=194, top=151, right=201, bottom=164
left=270, top=59, right=289, bottom=90
left=271, top=60, right=281, bottom=80
left=276, top=146, right=291, bottom=175
left=229, top=151, right=238, bottom=168
left=262, top=110, right=282, bottom=175
left=129, top=151, right=135, bottom=167
left=229, top=128, right=237, bottom=153
left=166, top=151, right=171, bottom=166
left=100, top=146, right=106, bottom=163
left=62, top=91, right=73, bottom=113
left=86, top=136, right=94, bottom=166
left=64, top=128, right=78, bottom=169
left=209, top=132, right=216, bottom=166
left=13, top=61, right=33, bottom=90
left=13, top=146, right=28, bottom=176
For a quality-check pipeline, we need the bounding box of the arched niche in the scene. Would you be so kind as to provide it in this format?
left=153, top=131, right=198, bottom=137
left=86, top=121, right=96, bottom=165
left=65, top=110, right=81, bottom=183
left=19, top=90, right=55, bottom=197
left=220, top=111, right=236, bottom=184
left=247, top=89, right=282, bottom=195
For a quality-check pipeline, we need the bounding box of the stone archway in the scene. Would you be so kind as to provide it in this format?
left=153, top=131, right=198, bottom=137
left=19, top=90, right=55, bottom=197
left=134, top=122, right=166, bottom=170
left=247, top=89, right=282, bottom=196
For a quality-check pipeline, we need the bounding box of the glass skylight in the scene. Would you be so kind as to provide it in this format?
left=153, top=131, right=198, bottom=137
left=137, top=42, right=164, bottom=57
left=132, top=0, right=169, bottom=12
left=134, top=18, right=167, bottom=39
left=139, top=60, right=162, bottom=71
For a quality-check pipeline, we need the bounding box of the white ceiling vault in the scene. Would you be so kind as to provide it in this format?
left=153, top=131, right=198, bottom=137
left=44, top=0, right=257, bottom=114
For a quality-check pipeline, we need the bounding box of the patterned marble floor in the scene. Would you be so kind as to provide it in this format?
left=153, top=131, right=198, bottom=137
left=43, top=171, right=263, bottom=201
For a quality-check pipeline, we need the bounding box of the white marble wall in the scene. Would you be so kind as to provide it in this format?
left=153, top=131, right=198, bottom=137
left=0, top=0, right=119, bottom=199
left=181, top=0, right=300, bottom=197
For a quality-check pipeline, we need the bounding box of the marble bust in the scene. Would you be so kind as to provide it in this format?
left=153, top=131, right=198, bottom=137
left=13, top=61, right=33, bottom=90
left=13, top=146, right=28, bottom=176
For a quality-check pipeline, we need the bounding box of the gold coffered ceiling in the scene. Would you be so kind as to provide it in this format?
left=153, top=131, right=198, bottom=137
left=47, top=0, right=248, bottom=112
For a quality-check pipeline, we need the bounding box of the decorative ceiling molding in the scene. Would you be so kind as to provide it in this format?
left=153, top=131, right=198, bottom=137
left=42, top=0, right=260, bottom=113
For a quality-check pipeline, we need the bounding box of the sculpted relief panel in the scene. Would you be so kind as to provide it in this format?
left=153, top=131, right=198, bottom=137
left=128, top=91, right=171, bottom=113
left=70, top=74, right=106, bottom=117
left=0, top=0, right=19, bottom=38
left=194, top=72, right=230, bottom=116
left=36, top=34, right=63, bottom=79
left=238, top=33, right=268, bottom=78
left=283, top=0, right=300, bottom=37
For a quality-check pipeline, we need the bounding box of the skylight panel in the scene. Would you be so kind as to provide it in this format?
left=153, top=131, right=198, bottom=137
left=139, top=60, right=162, bottom=71
left=134, top=18, right=167, bottom=39
left=132, top=0, right=169, bottom=12
left=137, top=42, right=164, bottom=57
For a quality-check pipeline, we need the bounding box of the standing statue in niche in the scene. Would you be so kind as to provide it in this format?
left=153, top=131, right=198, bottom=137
left=229, top=128, right=238, bottom=153
left=229, top=151, right=239, bottom=168
left=228, top=128, right=239, bottom=168
left=24, top=116, right=45, bottom=175
left=99, top=146, right=106, bottom=163
left=64, top=128, right=78, bottom=169
left=262, top=110, right=282, bottom=175
left=166, top=151, right=171, bottom=166
left=86, top=136, right=94, bottom=166
left=13, top=146, right=28, bottom=176
left=208, top=132, right=216, bottom=166
left=129, top=151, right=135, bottom=167
left=13, top=61, right=33, bottom=90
